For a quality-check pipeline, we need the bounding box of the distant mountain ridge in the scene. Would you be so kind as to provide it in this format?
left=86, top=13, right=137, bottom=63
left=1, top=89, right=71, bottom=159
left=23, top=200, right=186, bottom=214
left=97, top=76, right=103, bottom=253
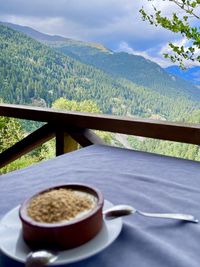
left=1, top=21, right=67, bottom=42
left=165, top=65, right=200, bottom=87
left=0, top=21, right=109, bottom=52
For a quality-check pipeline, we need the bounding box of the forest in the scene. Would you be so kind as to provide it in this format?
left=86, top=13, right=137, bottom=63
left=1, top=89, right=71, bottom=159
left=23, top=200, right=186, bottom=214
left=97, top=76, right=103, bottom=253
left=0, top=24, right=200, bottom=173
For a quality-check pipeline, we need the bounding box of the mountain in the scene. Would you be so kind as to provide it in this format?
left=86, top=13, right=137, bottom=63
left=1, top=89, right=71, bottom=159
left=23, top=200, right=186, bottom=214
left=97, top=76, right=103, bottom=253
left=166, top=65, right=200, bottom=87
left=1, top=21, right=200, bottom=102
left=51, top=45, right=200, bottom=101
left=0, top=23, right=200, bottom=122
left=0, top=24, right=132, bottom=114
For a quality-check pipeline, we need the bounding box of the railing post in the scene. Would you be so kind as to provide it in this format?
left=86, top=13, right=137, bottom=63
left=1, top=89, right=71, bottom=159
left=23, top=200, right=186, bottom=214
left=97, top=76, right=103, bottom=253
left=55, top=128, right=78, bottom=156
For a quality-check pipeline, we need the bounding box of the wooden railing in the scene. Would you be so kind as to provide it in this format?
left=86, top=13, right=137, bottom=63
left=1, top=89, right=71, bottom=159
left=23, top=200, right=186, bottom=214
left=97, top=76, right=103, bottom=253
left=1, top=103, right=200, bottom=169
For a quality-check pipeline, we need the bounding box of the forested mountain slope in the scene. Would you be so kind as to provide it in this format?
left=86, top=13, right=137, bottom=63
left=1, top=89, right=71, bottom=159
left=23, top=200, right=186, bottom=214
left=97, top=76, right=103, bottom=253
left=2, top=21, right=200, bottom=101
left=53, top=44, right=200, bottom=101
left=1, top=24, right=198, bottom=120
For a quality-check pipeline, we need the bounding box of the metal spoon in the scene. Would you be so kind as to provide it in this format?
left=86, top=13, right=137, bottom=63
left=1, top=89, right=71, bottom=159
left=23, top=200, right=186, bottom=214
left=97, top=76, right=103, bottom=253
left=25, top=205, right=198, bottom=266
left=103, top=204, right=199, bottom=223
left=25, top=250, right=58, bottom=267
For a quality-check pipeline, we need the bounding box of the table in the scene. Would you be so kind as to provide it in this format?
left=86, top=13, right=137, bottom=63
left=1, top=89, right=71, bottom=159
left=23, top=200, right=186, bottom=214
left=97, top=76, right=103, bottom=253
left=1, top=144, right=200, bottom=267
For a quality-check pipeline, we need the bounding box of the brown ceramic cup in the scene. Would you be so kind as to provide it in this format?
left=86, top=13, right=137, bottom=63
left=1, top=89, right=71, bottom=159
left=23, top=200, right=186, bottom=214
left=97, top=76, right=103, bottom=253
left=19, top=183, right=104, bottom=250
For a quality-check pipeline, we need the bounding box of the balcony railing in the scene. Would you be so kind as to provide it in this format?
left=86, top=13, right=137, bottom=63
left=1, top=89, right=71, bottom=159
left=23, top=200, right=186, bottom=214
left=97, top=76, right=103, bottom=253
left=1, top=103, right=200, bottom=169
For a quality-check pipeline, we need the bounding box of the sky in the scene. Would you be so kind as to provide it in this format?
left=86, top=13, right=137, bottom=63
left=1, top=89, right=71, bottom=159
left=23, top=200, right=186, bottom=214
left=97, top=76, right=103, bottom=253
left=0, top=0, right=199, bottom=67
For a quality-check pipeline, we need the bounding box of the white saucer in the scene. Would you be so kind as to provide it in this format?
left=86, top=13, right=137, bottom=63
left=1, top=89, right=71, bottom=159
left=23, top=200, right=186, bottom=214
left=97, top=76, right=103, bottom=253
left=0, top=200, right=122, bottom=265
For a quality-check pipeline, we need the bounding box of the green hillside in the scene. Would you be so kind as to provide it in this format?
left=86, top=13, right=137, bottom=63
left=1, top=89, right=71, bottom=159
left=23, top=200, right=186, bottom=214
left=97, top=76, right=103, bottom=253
left=0, top=24, right=198, bottom=120
left=48, top=40, right=200, bottom=101
left=128, top=109, right=200, bottom=161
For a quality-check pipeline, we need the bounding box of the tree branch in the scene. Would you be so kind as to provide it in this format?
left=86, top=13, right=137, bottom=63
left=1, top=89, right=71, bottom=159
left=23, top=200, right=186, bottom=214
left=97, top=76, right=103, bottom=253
left=172, top=0, right=200, bottom=19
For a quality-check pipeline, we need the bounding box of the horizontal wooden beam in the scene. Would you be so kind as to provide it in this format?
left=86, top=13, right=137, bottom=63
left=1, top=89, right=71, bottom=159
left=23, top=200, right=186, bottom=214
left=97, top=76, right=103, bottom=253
left=1, top=104, right=200, bottom=145
left=0, top=123, right=55, bottom=168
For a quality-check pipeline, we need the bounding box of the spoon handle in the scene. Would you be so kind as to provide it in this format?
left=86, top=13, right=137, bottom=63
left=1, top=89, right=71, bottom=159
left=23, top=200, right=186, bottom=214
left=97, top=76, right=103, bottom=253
left=136, top=210, right=198, bottom=223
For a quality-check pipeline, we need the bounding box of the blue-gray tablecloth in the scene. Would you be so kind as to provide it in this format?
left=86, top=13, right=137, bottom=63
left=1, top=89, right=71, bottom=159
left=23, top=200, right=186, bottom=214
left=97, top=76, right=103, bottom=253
left=1, top=145, right=200, bottom=267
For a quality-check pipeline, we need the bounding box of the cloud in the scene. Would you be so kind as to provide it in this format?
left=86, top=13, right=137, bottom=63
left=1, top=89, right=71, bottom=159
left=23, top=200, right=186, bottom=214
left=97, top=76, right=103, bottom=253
left=0, top=0, right=133, bottom=26
left=0, top=0, right=198, bottom=67
left=0, top=0, right=173, bottom=36
left=0, top=0, right=144, bottom=42
left=116, top=36, right=200, bottom=68
left=116, top=41, right=173, bottom=67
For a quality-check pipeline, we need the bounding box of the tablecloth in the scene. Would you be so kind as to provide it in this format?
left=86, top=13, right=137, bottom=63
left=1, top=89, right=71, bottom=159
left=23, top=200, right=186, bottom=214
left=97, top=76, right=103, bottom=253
left=1, top=144, right=200, bottom=267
